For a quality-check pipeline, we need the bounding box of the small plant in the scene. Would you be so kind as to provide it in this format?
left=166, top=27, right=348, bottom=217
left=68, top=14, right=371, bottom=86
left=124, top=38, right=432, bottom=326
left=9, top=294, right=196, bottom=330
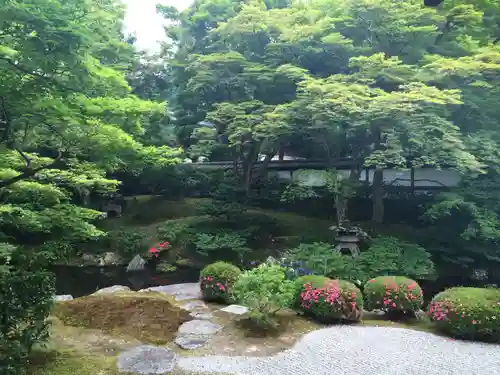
left=364, top=276, right=423, bottom=317
left=298, top=278, right=363, bottom=322
left=200, top=261, right=242, bottom=303
left=233, top=264, right=295, bottom=331
left=293, top=275, right=331, bottom=307
left=428, top=287, right=500, bottom=343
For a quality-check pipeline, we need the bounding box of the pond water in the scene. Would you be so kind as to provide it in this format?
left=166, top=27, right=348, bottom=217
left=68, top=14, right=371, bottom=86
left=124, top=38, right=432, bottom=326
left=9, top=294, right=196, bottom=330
left=51, top=265, right=201, bottom=298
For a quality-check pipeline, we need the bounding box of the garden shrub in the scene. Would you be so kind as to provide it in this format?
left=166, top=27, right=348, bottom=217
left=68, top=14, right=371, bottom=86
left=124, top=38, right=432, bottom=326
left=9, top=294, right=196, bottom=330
left=199, top=261, right=242, bottom=303
left=299, top=278, right=363, bottom=322
left=293, top=275, right=331, bottom=307
left=0, top=265, right=55, bottom=375
left=428, top=287, right=500, bottom=342
left=233, top=264, right=295, bottom=331
left=364, top=276, right=423, bottom=315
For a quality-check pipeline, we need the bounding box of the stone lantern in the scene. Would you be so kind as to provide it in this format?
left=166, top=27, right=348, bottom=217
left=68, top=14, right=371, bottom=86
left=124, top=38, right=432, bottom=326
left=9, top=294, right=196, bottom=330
left=329, top=225, right=369, bottom=257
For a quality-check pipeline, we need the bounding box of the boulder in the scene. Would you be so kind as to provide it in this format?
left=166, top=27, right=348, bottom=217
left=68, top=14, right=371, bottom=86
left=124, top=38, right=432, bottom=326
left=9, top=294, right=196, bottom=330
left=117, top=345, right=177, bottom=374
left=92, top=285, right=131, bottom=295
left=55, top=295, right=73, bottom=301
left=126, top=255, right=146, bottom=272
left=140, top=283, right=201, bottom=301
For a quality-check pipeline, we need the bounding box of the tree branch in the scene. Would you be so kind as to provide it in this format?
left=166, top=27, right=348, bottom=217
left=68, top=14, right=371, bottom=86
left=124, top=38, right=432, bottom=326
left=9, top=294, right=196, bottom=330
left=0, top=151, right=62, bottom=189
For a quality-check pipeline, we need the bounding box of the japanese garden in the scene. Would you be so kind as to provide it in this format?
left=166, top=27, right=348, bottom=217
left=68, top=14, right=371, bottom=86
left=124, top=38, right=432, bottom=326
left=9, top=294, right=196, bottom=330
left=1, top=0, right=500, bottom=374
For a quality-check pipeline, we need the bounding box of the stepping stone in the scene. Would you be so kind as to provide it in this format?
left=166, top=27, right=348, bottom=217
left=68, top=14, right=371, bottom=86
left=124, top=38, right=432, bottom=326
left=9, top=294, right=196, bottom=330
left=175, top=334, right=212, bottom=350
left=189, top=312, right=214, bottom=320
left=92, top=285, right=130, bottom=295
left=117, top=345, right=176, bottom=374
left=54, top=295, right=73, bottom=301
left=181, top=300, right=208, bottom=312
left=177, top=319, right=222, bottom=336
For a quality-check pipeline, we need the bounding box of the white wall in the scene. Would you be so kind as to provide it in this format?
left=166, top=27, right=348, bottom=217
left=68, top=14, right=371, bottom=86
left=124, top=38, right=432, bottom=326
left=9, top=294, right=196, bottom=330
left=269, top=168, right=461, bottom=188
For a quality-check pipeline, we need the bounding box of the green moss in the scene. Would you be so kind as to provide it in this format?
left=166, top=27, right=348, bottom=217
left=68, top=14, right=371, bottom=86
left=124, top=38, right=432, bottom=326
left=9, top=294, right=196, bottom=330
left=53, top=292, right=190, bottom=344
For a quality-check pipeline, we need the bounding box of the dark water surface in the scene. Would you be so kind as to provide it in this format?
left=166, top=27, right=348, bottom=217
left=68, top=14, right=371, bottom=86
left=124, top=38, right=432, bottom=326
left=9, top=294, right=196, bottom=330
left=51, top=265, right=200, bottom=298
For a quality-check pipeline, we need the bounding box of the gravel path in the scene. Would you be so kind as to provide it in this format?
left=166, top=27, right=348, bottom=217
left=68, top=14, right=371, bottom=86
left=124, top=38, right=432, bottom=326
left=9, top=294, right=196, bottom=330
left=177, top=326, right=500, bottom=375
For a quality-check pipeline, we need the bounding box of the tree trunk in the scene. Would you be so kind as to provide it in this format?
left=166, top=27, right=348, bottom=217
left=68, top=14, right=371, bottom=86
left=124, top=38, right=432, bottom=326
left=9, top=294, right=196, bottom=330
left=372, top=168, right=384, bottom=223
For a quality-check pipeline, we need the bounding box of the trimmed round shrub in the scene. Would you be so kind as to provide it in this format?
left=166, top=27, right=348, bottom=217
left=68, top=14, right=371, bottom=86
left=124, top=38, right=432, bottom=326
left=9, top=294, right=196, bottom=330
left=299, top=278, right=363, bottom=322
left=428, top=287, right=500, bottom=342
left=200, top=261, right=242, bottom=303
left=293, top=275, right=331, bottom=307
left=364, top=276, right=423, bottom=314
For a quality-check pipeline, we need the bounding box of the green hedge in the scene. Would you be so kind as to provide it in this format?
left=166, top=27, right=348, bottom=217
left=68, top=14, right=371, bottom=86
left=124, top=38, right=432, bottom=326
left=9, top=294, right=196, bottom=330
left=199, top=261, right=242, bottom=303
left=428, top=287, right=500, bottom=343
left=364, top=276, right=423, bottom=314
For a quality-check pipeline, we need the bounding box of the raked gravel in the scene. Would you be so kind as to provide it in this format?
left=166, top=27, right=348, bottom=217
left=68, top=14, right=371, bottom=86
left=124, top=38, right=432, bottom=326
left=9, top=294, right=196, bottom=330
left=177, top=325, right=500, bottom=375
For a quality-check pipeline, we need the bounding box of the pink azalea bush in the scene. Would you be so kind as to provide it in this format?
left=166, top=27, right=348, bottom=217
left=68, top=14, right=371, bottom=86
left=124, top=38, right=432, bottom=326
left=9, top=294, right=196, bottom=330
left=364, top=276, right=423, bottom=315
left=199, top=261, right=241, bottom=303
left=298, top=277, right=363, bottom=322
left=428, top=287, right=500, bottom=343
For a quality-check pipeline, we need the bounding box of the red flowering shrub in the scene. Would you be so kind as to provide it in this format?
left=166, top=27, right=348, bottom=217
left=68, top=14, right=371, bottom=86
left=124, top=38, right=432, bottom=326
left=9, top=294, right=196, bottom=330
left=364, top=276, right=423, bottom=314
left=200, top=262, right=241, bottom=303
left=428, top=287, right=500, bottom=343
left=299, top=279, right=363, bottom=322
left=146, top=241, right=170, bottom=259
left=293, top=275, right=331, bottom=308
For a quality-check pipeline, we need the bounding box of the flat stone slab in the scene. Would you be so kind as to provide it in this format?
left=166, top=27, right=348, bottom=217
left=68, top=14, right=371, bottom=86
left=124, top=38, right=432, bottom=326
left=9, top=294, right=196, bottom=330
left=54, top=295, right=73, bottom=301
left=175, top=334, right=212, bottom=350
left=178, top=319, right=222, bottom=336
left=92, top=285, right=130, bottom=295
left=140, top=283, right=201, bottom=301
left=220, top=304, right=249, bottom=315
left=181, top=300, right=208, bottom=312
left=189, top=312, right=214, bottom=320
left=117, top=345, right=176, bottom=374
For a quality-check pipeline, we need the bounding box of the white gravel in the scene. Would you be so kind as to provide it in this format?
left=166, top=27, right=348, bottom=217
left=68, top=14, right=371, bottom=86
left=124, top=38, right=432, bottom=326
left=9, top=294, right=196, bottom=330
left=177, top=326, right=500, bottom=375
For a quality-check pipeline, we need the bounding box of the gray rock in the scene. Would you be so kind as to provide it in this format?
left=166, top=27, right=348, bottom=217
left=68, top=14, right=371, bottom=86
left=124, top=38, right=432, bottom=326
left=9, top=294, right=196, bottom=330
left=175, top=334, right=212, bottom=350
left=117, top=345, right=176, bottom=374
left=92, top=285, right=130, bottom=295
left=178, top=320, right=222, bottom=336
left=181, top=300, right=208, bottom=312
left=126, top=255, right=146, bottom=272
left=54, top=295, right=73, bottom=301
left=189, top=312, right=214, bottom=321
left=140, top=283, right=201, bottom=301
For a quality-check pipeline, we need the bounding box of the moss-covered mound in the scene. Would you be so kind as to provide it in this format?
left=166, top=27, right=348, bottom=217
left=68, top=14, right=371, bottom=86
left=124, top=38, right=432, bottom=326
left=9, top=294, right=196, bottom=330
left=53, top=292, right=190, bottom=344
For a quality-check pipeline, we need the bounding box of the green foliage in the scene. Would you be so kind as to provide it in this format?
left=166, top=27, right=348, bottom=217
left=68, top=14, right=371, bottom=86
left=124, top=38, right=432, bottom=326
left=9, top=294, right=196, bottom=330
left=200, top=261, right=242, bottom=303
left=364, top=276, right=424, bottom=315
left=101, top=228, right=150, bottom=260
left=284, top=237, right=435, bottom=283
left=233, top=264, right=295, bottom=329
left=358, top=237, right=436, bottom=281
left=194, top=231, right=250, bottom=264
left=428, top=287, right=500, bottom=343
left=0, top=263, right=55, bottom=375
left=298, top=279, right=363, bottom=322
